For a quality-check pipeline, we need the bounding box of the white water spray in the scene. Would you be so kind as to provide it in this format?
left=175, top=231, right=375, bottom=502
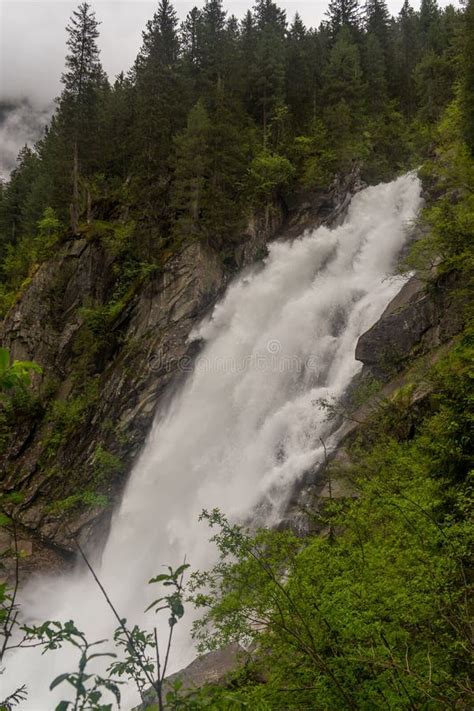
left=3, top=174, right=422, bottom=708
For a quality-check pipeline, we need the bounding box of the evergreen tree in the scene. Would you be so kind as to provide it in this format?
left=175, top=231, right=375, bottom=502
left=462, top=0, right=474, bottom=153
left=286, top=14, right=314, bottom=130
left=100, top=73, right=135, bottom=181
left=171, top=100, right=211, bottom=241
left=204, top=92, right=249, bottom=248
left=364, top=32, right=387, bottom=112
left=419, top=0, right=441, bottom=50
left=197, top=0, right=227, bottom=87
left=324, top=26, right=364, bottom=108
left=0, top=147, right=40, bottom=251
left=254, top=0, right=287, bottom=35
left=181, top=6, right=202, bottom=73
left=326, top=0, right=361, bottom=36
left=60, top=2, right=106, bottom=232
left=132, top=0, right=185, bottom=219
left=0, top=0, right=469, bottom=293
left=394, top=0, right=420, bottom=116
left=247, top=0, right=286, bottom=139
left=252, top=26, right=286, bottom=140
left=415, top=49, right=455, bottom=121
left=364, top=0, right=390, bottom=46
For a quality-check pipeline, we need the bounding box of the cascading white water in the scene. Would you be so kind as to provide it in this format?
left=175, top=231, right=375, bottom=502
left=3, top=174, right=422, bottom=708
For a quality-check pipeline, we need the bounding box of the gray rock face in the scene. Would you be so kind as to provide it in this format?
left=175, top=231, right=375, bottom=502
left=132, top=644, right=246, bottom=710
left=0, top=172, right=364, bottom=572
left=0, top=239, right=226, bottom=561
left=355, top=273, right=464, bottom=379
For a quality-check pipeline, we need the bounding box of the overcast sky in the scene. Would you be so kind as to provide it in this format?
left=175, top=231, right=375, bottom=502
left=0, top=0, right=460, bottom=106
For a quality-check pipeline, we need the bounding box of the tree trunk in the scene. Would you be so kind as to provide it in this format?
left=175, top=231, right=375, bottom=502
left=70, top=141, right=79, bottom=235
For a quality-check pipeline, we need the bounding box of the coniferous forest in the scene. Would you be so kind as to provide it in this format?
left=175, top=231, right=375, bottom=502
left=0, top=0, right=469, bottom=306
left=0, top=0, right=473, bottom=709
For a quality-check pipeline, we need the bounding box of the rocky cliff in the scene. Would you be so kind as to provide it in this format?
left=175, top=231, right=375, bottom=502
left=0, top=168, right=364, bottom=575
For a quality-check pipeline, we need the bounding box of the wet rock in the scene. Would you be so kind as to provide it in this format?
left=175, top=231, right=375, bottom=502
left=355, top=276, right=435, bottom=379
left=133, top=644, right=246, bottom=711
left=355, top=273, right=464, bottom=380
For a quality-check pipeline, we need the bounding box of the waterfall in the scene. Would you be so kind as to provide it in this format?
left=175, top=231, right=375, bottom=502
left=2, top=173, right=422, bottom=708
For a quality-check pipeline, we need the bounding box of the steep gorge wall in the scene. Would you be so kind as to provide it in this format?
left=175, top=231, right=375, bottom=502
left=0, top=169, right=363, bottom=575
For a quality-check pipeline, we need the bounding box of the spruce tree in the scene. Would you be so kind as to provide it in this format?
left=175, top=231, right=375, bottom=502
left=364, top=0, right=390, bottom=45
left=324, top=26, right=364, bottom=108
left=253, top=26, right=286, bottom=140
left=286, top=15, right=313, bottom=130
left=133, top=0, right=185, bottom=217
left=171, top=100, right=211, bottom=241
left=419, top=0, right=441, bottom=50
left=253, top=0, right=287, bottom=35
left=60, top=2, right=105, bottom=232
left=197, top=0, right=227, bottom=87
left=394, top=0, right=420, bottom=116
left=326, top=0, right=361, bottom=36
left=462, top=0, right=474, bottom=153
left=204, top=92, right=249, bottom=248
left=181, top=7, right=202, bottom=73
left=364, top=33, right=387, bottom=112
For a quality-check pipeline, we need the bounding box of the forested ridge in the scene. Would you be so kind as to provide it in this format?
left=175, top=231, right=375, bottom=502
left=0, top=0, right=473, bottom=708
left=0, top=0, right=469, bottom=313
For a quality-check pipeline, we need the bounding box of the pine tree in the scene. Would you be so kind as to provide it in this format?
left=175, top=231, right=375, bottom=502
left=414, top=49, right=454, bottom=122
left=181, top=7, right=202, bottom=73
left=60, top=2, right=106, bottom=232
left=204, top=92, right=249, bottom=248
left=462, top=0, right=474, bottom=153
left=171, top=100, right=211, bottom=241
left=393, top=0, right=420, bottom=116
left=326, top=0, right=361, bottom=36
left=100, top=73, right=135, bottom=180
left=324, top=26, right=364, bottom=108
left=253, top=27, right=286, bottom=140
left=419, top=0, right=441, bottom=50
left=364, top=33, right=387, bottom=112
left=132, top=0, right=185, bottom=217
left=197, top=0, right=227, bottom=87
left=285, top=14, right=313, bottom=129
left=246, top=0, right=287, bottom=139
left=0, top=147, right=39, bottom=250
left=365, top=0, right=390, bottom=45
left=253, top=0, right=287, bottom=35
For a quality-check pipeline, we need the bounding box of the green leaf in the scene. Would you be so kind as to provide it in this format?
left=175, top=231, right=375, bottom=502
left=50, top=673, right=71, bottom=691
left=148, top=573, right=171, bottom=584
left=174, top=563, right=190, bottom=578
left=55, top=702, right=72, bottom=711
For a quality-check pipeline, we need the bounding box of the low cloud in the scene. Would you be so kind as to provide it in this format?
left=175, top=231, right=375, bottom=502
left=0, top=100, right=53, bottom=180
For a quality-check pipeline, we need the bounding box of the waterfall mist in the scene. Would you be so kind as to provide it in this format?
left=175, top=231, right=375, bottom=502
left=3, top=173, right=422, bottom=708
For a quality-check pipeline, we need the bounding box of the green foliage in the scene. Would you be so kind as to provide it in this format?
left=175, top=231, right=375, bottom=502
left=0, top=0, right=465, bottom=280
left=0, top=349, right=43, bottom=453
left=92, top=446, right=123, bottom=482
left=406, top=99, right=474, bottom=292
left=461, top=0, right=474, bottom=152
left=47, top=491, right=108, bottom=515
left=189, top=333, right=473, bottom=709
left=37, top=207, right=62, bottom=253
left=26, top=620, right=121, bottom=710
left=247, top=151, right=294, bottom=203
left=0, top=348, right=42, bottom=394
left=43, top=380, right=98, bottom=456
